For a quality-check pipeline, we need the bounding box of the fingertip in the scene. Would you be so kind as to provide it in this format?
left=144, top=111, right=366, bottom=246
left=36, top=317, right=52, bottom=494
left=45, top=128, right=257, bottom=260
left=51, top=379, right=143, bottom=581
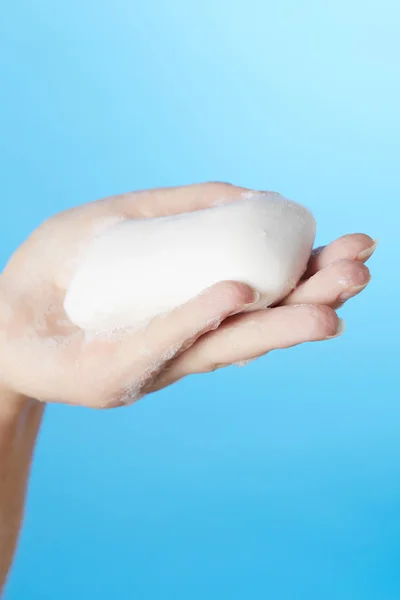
left=296, top=304, right=340, bottom=340
left=200, top=280, right=259, bottom=314
left=334, top=257, right=371, bottom=284
left=356, top=238, right=378, bottom=262
left=331, top=233, right=375, bottom=263
left=325, top=318, right=346, bottom=339
left=307, top=233, right=376, bottom=276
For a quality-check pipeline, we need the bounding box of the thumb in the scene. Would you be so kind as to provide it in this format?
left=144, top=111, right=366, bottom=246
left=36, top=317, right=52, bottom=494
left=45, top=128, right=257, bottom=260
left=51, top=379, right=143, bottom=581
left=143, top=280, right=260, bottom=356
left=77, top=281, right=259, bottom=409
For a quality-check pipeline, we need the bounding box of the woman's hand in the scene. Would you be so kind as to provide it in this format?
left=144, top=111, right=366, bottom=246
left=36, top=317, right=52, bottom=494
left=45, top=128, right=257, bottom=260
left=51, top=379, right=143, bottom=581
left=0, top=183, right=375, bottom=409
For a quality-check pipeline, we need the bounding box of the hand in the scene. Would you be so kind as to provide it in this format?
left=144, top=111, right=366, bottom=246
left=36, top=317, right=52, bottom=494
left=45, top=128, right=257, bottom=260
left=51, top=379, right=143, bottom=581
left=0, top=183, right=375, bottom=409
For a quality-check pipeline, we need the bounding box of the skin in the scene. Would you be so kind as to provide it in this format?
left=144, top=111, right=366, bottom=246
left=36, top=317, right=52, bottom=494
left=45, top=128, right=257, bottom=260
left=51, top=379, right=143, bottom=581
left=0, top=182, right=376, bottom=591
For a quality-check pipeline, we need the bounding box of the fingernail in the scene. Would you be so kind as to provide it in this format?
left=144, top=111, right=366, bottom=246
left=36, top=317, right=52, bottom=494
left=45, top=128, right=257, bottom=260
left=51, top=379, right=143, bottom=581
left=244, top=291, right=260, bottom=309
left=325, top=318, right=346, bottom=340
left=356, top=239, right=378, bottom=262
left=337, top=276, right=372, bottom=303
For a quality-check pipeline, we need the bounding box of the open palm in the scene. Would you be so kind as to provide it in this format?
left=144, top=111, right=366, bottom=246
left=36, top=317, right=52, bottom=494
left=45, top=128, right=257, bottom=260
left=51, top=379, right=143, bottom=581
left=0, top=183, right=375, bottom=408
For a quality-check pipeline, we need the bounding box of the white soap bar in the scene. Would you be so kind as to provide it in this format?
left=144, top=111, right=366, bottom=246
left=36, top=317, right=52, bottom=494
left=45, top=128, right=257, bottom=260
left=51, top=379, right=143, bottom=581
left=64, top=193, right=316, bottom=331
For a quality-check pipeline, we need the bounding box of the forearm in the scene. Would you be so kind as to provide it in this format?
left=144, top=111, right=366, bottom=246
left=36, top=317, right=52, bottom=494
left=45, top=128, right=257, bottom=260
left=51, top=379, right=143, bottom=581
left=0, top=390, right=44, bottom=594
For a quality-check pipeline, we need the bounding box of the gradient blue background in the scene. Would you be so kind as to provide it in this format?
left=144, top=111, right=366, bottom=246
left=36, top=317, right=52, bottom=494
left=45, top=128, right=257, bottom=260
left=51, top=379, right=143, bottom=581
left=1, top=1, right=398, bottom=598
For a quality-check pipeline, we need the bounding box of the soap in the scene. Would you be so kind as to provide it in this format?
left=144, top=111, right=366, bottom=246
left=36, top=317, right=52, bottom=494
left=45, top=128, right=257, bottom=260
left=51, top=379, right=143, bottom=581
left=64, top=193, right=316, bottom=331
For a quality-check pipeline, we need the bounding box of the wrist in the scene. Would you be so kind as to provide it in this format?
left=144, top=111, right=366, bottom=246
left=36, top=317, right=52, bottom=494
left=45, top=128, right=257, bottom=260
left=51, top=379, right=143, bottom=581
left=0, top=388, right=44, bottom=595
left=0, top=385, right=43, bottom=427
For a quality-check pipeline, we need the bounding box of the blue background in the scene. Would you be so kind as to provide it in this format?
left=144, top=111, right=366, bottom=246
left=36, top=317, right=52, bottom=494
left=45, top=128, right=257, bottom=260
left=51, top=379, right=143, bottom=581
left=1, top=1, right=398, bottom=598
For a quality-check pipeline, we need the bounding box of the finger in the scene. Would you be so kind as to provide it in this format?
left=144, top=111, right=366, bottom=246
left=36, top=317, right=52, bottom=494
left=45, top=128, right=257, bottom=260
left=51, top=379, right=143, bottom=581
left=143, top=280, right=259, bottom=353
left=100, top=182, right=252, bottom=219
left=283, top=259, right=371, bottom=309
left=80, top=281, right=258, bottom=407
left=304, top=234, right=377, bottom=278
left=150, top=305, right=342, bottom=391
